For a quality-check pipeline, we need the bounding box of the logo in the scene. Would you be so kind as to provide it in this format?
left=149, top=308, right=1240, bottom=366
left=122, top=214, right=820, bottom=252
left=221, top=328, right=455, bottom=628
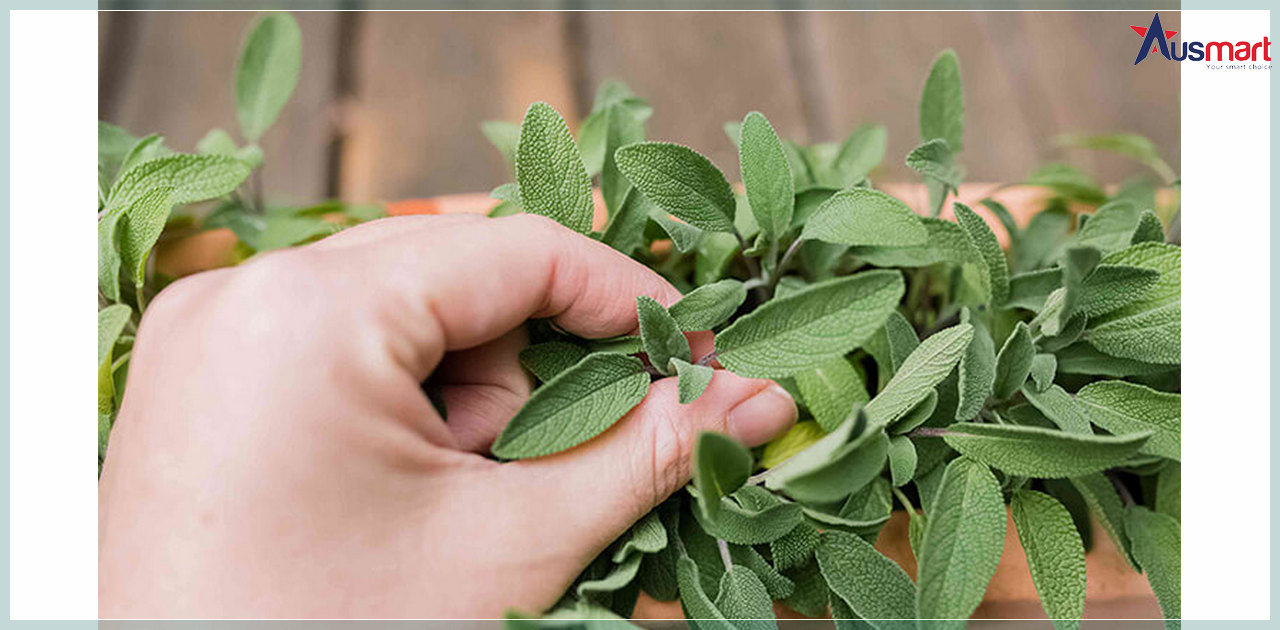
left=1131, top=13, right=1271, bottom=65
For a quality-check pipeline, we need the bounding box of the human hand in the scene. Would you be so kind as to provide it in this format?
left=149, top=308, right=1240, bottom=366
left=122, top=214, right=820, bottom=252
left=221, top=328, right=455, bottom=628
left=98, top=213, right=797, bottom=618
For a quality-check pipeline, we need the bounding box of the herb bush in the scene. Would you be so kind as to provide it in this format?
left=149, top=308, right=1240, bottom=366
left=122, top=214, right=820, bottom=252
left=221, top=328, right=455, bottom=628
left=98, top=13, right=1181, bottom=628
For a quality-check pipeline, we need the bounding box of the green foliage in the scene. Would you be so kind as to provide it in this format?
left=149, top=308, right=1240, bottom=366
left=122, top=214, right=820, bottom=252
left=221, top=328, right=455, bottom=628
left=800, top=188, right=927, bottom=247
left=235, top=13, right=301, bottom=142
left=817, top=530, right=918, bottom=625
left=614, top=142, right=737, bottom=232
left=692, top=432, right=754, bottom=521
left=739, top=111, right=794, bottom=243
left=916, top=457, right=1004, bottom=626
left=941, top=423, right=1152, bottom=477
left=1125, top=507, right=1181, bottom=628
left=1011, top=490, right=1086, bottom=630
left=517, top=102, right=595, bottom=234
left=636, top=296, right=690, bottom=376
left=919, top=49, right=964, bottom=151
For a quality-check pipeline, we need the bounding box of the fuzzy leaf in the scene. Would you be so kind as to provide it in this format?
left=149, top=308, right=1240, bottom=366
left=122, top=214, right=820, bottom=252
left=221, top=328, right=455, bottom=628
left=1087, top=242, right=1180, bottom=364
left=1076, top=381, right=1180, bottom=461
left=1054, top=342, right=1175, bottom=377
left=516, top=102, right=594, bottom=234
left=1011, top=490, right=1086, bottom=630
left=954, top=202, right=1010, bottom=305
left=649, top=208, right=703, bottom=253
left=1028, top=354, right=1058, bottom=393
left=920, top=49, right=964, bottom=150
left=1021, top=384, right=1091, bottom=434
left=916, top=457, right=1004, bottom=625
left=739, top=111, right=794, bottom=241
left=480, top=121, right=521, bottom=174
left=600, top=187, right=649, bottom=255
left=1131, top=209, right=1165, bottom=244
left=578, top=553, right=642, bottom=598
left=1156, top=463, right=1181, bottom=521
left=801, top=188, right=927, bottom=247
left=637, top=296, right=689, bottom=375
left=117, top=186, right=177, bottom=288
left=887, top=435, right=918, bottom=486
left=492, top=353, right=649, bottom=459
left=235, top=13, right=301, bottom=141
left=1077, top=200, right=1141, bottom=253
left=676, top=556, right=731, bottom=625
left=1006, top=269, right=1061, bottom=311
left=1070, top=473, right=1138, bottom=570
left=864, top=323, right=973, bottom=427
left=906, top=139, right=963, bottom=190
left=770, top=521, right=820, bottom=573
left=942, top=423, right=1151, bottom=477
left=1056, top=246, right=1102, bottom=332
left=993, top=321, right=1034, bottom=400
left=693, top=432, right=753, bottom=521
left=764, top=411, right=888, bottom=503
left=613, top=510, right=669, bottom=563
left=852, top=216, right=977, bottom=268
left=1125, top=507, right=1181, bottom=628
left=716, top=271, right=904, bottom=378
left=107, top=154, right=251, bottom=211
left=668, top=279, right=747, bottom=332
left=955, top=308, right=995, bottom=421
left=713, top=566, right=777, bottom=627
left=671, top=358, right=714, bottom=405
left=615, top=142, right=736, bottom=232
left=518, top=341, right=588, bottom=383
left=1026, top=164, right=1106, bottom=205
left=601, top=104, right=645, bottom=217
left=795, top=358, right=868, bottom=432
left=691, top=486, right=804, bottom=545
left=98, top=209, right=124, bottom=301
left=1079, top=264, right=1161, bottom=318
left=818, top=530, right=918, bottom=626
left=760, top=421, right=825, bottom=469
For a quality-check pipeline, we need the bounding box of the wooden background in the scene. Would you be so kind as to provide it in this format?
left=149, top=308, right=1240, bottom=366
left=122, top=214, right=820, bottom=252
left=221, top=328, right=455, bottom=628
left=98, top=11, right=1180, bottom=206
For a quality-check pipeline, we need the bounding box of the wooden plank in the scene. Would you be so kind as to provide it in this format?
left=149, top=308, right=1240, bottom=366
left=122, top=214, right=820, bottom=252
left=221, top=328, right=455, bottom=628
left=342, top=12, right=578, bottom=202
left=807, top=12, right=1180, bottom=184
left=577, top=12, right=810, bottom=181
left=99, top=12, right=339, bottom=203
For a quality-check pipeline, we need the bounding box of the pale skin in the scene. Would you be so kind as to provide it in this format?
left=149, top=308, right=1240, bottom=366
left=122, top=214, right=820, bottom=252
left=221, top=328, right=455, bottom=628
left=98, top=213, right=797, bottom=618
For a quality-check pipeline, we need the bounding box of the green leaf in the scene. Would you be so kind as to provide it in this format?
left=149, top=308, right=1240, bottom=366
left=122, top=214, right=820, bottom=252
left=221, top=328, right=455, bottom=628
left=98, top=209, right=125, bottom=301
left=890, top=389, right=938, bottom=436
left=941, top=423, right=1151, bottom=477
left=519, top=341, right=588, bottom=383
left=1025, top=164, right=1106, bottom=205
left=693, top=432, right=753, bottom=521
left=916, top=457, right=1004, bottom=625
left=795, top=358, right=868, bottom=433
left=492, top=353, right=649, bottom=459
left=98, top=305, right=132, bottom=414
left=833, top=124, right=888, bottom=186
left=1015, top=206, right=1072, bottom=273
left=1131, top=209, right=1165, bottom=244
left=906, top=139, right=963, bottom=190
left=760, top=421, right=826, bottom=469
left=1125, top=507, right=1181, bottom=628
left=601, top=104, right=646, bottom=217
left=713, top=566, right=777, bottom=627
left=696, top=232, right=740, bottom=285
left=770, top=521, right=820, bottom=573
left=117, top=186, right=177, bottom=289
left=671, top=358, right=714, bottom=405
left=1080, top=264, right=1161, bottom=318
left=1006, top=269, right=1061, bottom=311
left=1055, top=132, right=1175, bottom=183
left=107, top=154, right=251, bottom=211
left=1028, top=354, right=1058, bottom=394
left=578, top=553, right=643, bottom=598
left=235, top=13, right=301, bottom=142
left=1069, top=473, right=1138, bottom=570
left=636, top=296, right=689, bottom=376
left=1054, top=342, right=1176, bottom=377
left=578, top=109, right=608, bottom=177
left=516, top=102, right=594, bottom=234
left=738, top=111, right=794, bottom=242
left=954, top=202, right=1010, bottom=305
left=955, top=308, right=995, bottom=421
left=600, top=188, right=648, bottom=255
left=864, top=323, right=973, bottom=427
left=690, top=485, right=805, bottom=545
left=993, top=321, right=1034, bottom=400
left=1010, top=490, right=1086, bottom=630
left=1076, top=381, right=1180, bottom=461
left=1155, top=463, right=1181, bottom=521
left=1055, top=246, right=1102, bottom=333
left=800, top=188, right=927, bottom=248
left=676, top=556, right=732, bottom=626
left=648, top=207, right=703, bottom=253
left=668, top=280, right=747, bottom=332
left=204, top=208, right=335, bottom=252
left=481, top=120, right=521, bottom=174
left=615, top=142, right=736, bottom=232
left=852, top=217, right=977, bottom=268
left=887, top=435, right=917, bottom=486
left=716, top=271, right=904, bottom=378
left=99, top=121, right=139, bottom=186
left=1077, top=200, right=1141, bottom=253
left=1021, top=384, right=1091, bottom=434
left=117, top=134, right=170, bottom=179
left=196, top=128, right=260, bottom=167
left=612, top=510, right=669, bottom=563
left=764, top=411, right=889, bottom=503
left=919, top=49, right=964, bottom=151
left=818, top=530, right=918, bottom=626
left=1087, top=243, right=1180, bottom=364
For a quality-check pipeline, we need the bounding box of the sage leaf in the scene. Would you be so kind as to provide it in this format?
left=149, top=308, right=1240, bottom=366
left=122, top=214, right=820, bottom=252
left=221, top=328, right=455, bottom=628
left=1125, top=507, right=1181, bottom=628
left=906, top=139, right=963, bottom=190
left=817, top=530, right=918, bottom=626
left=887, top=435, right=917, bottom=486
left=117, top=186, right=177, bottom=288
left=578, top=553, right=642, bottom=598
left=833, top=124, right=887, bottom=186
left=795, top=358, right=868, bottom=432
left=955, top=308, right=995, bottom=421
left=693, top=432, right=753, bottom=521
left=942, top=423, right=1151, bottom=477
left=491, top=353, right=649, bottom=459
left=1006, top=268, right=1061, bottom=311
left=890, top=389, right=938, bottom=435
left=864, top=323, right=973, bottom=427
left=649, top=207, right=703, bottom=253
left=1131, top=209, right=1165, bottom=244
left=676, top=556, right=732, bottom=626
left=1077, top=200, right=1141, bottom=253
left=916, top=457, right=1004, bottom=625
left=615, top=142, right=736, bottom=232
left=954, top=202, right=1010, bottom=305
left=107, top=153, right=251, bottom=211
left=1055, top=342, right=1176, bottom=377
left=601, top=187, right=648, bottom=255
left=713, top=566, right=777, bottom=627
left=993, top=321, right=1034, bottom=400
left=690, top=485, right=804, bottom=545
left=1028, top=354, right=1058, bottom=393
left=779, top=559, right=829, bottom=618
left=800, top=188, right=927, bottom=247
left=1021, top=384, right=1090, bottom=434
left=668, top=279, right=747, bottom=332
left=852, top=216, right=977, bottom=268
left=612, top=510, right=669, bottom=563
left=764, top=411, right=889, bottom=503
left=601, top=103, right=645, bottom=217
left=1056, top=246, right=1101, bottom=332
left=1076, top=381, right=1180, bottom=461
left=1087, top=242, right=1180, bottom=364
left=920, top=49, right=964, bottom=151
left=716, top=271, right=904, bottom=378
left=739, top=111, right=794, bottom=242
left=770, top=521, right=820, bottom=573
left=235, top=12, right=301, bottom=142
left=696, top=231, right=740, bottom=285
left=98, top=208, right=125, bottom=301
left=98, top=121, right=139, bottom=189
left=480, top=120, right=521, bottom=174
left=1011, top=490, right=1086, bottom=630
left=516, top=102, right=594, bottom=234
left=671, top=358, right=714, bottom=405
left=518, top=341, right=587, bottom=383
left=98, top=305, right=132, bottom=414
left=1070, top=473, right=1138, bottom=570
left=835, top=476, right=894, bottom=531
left=1080, top=264, right=1161, bottom=319
left=864, top=311, right=918, bottom=389
left=637, top=296, right=690, bottom=375
left=1026, top=163, right=1106, bottom=205
left=1156, top=463, right=1181, bottom=521
left=588, top=335, right=643, bottom=355
left=1015, top=206, right=1072, bottom=272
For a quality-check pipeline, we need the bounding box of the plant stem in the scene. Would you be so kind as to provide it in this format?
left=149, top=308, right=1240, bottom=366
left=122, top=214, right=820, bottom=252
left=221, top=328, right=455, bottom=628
left=768, top=237, right=805, bottom=293
left=695, top=351, right=718, bottom=367
left=907, top=427, right=949, bottom=438
left=891, top=485, right=917, bottom=514
left=643, top=364, right=664, bottom=378
left=735, top=232, right=769, bottom=302
left=1105, top=470, right=1137, bottom=506
left=716, top=538, right=734, bottom=571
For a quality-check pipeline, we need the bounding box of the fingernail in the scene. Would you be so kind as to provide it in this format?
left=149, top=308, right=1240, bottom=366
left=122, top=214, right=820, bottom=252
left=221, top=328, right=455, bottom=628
left=728, top=383, right=798, bottom=446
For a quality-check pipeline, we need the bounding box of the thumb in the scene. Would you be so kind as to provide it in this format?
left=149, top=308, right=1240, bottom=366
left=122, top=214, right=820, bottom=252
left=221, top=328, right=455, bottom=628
left=497, top=371, right=796, bottom=552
